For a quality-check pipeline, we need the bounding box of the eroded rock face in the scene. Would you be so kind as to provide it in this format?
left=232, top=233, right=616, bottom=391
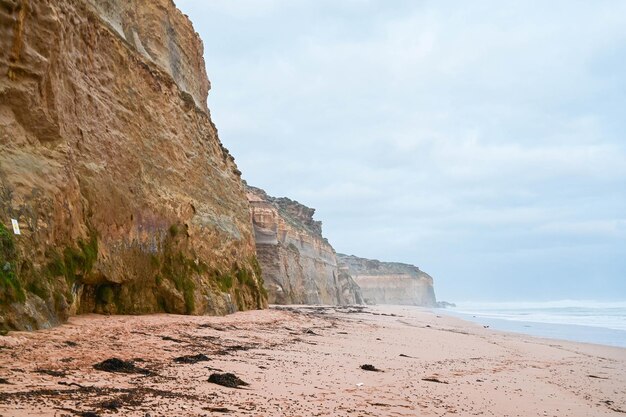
left=337, top=254, right=437, bottom=307
left=0, top=0, right=266, bottom=331
left=246, top=185, right=363, bottom=305
left=83, top=0, right=210, bottom=111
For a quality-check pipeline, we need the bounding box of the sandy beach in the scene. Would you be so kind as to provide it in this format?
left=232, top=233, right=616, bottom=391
left=0, top=305, right=624, bottom=417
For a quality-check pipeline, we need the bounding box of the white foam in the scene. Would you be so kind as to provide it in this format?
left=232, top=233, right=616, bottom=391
left=451, top=300, right=626, bottom=332
left=454, top=300, right=626, bottom=310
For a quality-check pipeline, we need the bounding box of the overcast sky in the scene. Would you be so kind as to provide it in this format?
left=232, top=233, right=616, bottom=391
left=175, top=0, right=626, bottom=302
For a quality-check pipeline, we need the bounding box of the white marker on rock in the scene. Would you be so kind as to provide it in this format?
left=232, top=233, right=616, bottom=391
left=11, top=219, right=20, bottom=235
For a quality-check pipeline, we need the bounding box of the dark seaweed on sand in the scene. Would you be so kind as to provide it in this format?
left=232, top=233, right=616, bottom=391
left=93, top=358, right=153, bottom=376
left=173, top=354, right=210, bottom=364
left=208, top=373, right=249, bottom=388
left=78, top=412, right=100, bottom=417
left=36, top=368, right=67, bottom=378
left=422, top=377, right=448, bottom=384
left=360, top=364, right=382, bottom=372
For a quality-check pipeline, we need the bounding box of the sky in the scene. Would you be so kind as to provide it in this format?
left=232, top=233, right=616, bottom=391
left=175, top=0, right=626, bottom=302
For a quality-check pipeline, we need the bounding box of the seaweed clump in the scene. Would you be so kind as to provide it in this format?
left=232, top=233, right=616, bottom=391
left=93, top=358, right=153, bottom=376
left=208, top=372, right=249, bottom=388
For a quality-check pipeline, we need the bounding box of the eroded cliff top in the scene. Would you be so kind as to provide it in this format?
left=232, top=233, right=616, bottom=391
left=245, top=183, right=324, bottom=238
left=337, top=254, right=436, bottom=306
left=337, top=253, right=425, bottom=277
left=84, top=0, right=211, bottom=111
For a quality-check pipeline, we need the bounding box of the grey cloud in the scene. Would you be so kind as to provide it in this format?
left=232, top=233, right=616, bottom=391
left=176, top=0, right=626, bottom=301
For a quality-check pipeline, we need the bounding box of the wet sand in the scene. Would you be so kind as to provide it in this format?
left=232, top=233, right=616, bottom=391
left=0, top=305, right=624, bottom=416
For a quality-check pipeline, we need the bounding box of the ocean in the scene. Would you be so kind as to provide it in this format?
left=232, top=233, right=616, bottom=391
left=441, top=300, right=626, bottom=348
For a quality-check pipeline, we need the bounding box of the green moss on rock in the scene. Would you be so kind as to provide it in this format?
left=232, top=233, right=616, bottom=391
left=221, top=258, right=267, bottom=310
left=41, top=230, right=99, bottom=306
left=26, top=279, right=50, bottom=300
left=214, top=270, right=233, bottom=292
left=159, top=243, right=200, bottom=314
left=1, top=217, right=267, bottom=330
left=0, top=223, right=25, bottom=303
left=60, top=233, right=98, bottom=286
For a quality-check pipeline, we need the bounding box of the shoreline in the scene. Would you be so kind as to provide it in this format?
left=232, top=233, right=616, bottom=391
left=435, top=307, right=626, bottom=349
left=0, top=305, right=624, bottom=416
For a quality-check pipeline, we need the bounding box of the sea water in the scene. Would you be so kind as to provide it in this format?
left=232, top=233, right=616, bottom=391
left=442, top=300, right=626, bottom=348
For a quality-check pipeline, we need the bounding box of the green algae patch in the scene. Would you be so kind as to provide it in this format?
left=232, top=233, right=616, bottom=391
left=0, top=223, right=25, bottom=303
left=160, top=250, right=199, bottom=314
left=42, top=230, right=99, bottom=307
left=213, top=270, right=234, bottom=292
left=252, top=256, right=268, bottom=300
left=221, top=257, right=268, bottom=310
left=0, top=217, right=268, bottom=329
left=61, top=233, right=98, bottom=286
left=26, top=271, right=50, bottom=300
left=156, top=224, right=265, bottom=314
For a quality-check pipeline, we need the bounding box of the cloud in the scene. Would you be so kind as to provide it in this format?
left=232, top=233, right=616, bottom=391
left=175, top=0, right=626, bottom=301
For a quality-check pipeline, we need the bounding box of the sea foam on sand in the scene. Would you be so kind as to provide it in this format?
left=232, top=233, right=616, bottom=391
left=446, top=300, right=626, bottom=347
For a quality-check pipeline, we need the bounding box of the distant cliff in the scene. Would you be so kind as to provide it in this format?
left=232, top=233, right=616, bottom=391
left=246, top=185, right=363, bottom=305
left=337, top=254, right=436, bottom=306
left=0, top=0, right=266, bottom=331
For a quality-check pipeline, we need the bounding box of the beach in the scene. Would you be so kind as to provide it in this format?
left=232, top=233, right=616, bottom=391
left=0, top=305, right=624, bottom=417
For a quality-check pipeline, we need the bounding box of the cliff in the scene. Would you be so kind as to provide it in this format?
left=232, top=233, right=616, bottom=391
left=246, top=185, right=363, bottom=305
left=0, top=0, right=266, bottom=331
left=337, top=254, right=437, bottom=307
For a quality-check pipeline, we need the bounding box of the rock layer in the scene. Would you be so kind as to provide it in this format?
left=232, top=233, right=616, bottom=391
left=0, top=0, right=266, bottom=331
left=246, top=185, right=363, bottom=305
left=337, top=254, right=436, bottom=306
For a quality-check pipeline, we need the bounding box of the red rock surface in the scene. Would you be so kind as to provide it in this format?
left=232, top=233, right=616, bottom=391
left=0, top=0, right=266, bottom=331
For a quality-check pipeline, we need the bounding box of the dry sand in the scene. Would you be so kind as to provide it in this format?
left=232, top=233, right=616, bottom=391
left=0, top=305, right=624, bottom=416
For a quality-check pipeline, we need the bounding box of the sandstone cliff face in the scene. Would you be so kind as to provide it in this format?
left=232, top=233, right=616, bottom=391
left=246, top=185, right=363, bottom=305
left=0, top=0, right=266, bottom=331
left=337, top=254, right=436, bottom=307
